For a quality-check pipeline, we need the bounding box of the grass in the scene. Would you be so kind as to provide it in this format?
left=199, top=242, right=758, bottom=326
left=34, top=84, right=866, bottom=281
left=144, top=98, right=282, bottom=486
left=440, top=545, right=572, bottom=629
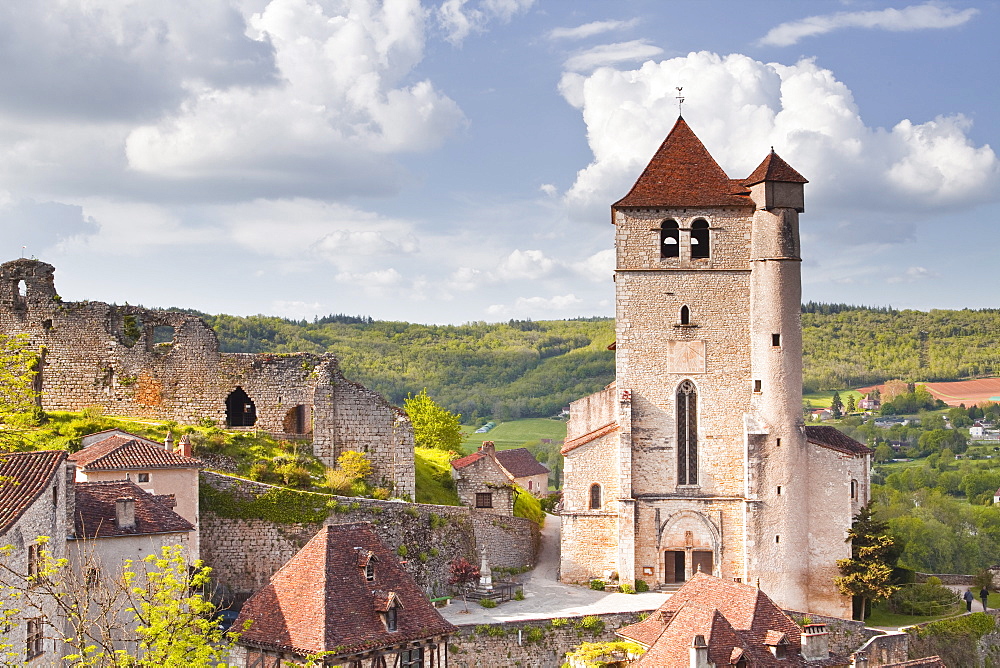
left=513, top=485, right=545, bottom=526
left=413, top=446, right=460, bottom=506
left=865, top=602, right=962, bottom=628
left=461, top=418, right=566, bottom=453
left=802, top=389, right=864, bottom=409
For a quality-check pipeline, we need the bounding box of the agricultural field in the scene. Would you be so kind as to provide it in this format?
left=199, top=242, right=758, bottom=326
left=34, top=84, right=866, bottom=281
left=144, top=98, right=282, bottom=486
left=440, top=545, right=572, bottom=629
left=460, top=417, right=566, bottom=453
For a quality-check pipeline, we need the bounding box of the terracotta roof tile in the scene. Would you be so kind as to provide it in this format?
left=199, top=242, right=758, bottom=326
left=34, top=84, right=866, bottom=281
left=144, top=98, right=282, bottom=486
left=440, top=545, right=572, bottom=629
left=562, top=422, right=619, bottom=454
left=614, top=117, right=753, bottom=209
left=235, top=522, right=456, bottom=658
left=495, top=448, right=549, bottom=478
left=73, top=481, right=194, bottom=538
left=70, top=435, right=201, bottom=471
left=0, top=450, right=65, bottom=535
left=805, top=426, right=873, bottom=456
left=745, top=150, right=808, bottom=186
left=450, top=451, right=487, bottom=470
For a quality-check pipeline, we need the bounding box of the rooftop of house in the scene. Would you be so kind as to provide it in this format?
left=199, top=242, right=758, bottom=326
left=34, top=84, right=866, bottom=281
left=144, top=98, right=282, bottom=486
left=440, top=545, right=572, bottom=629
left=618, top=573, right=845, bottom=667
left=0, top=450, right=66, bottom=535
left=450, top=450, right=488, bottom=470
left=494, top=448, right=549, bottom=478
left=73, top=480, right=194, bottom=539
left=235, top=522, right=456, bottom=658
left=804, top=426, right=873, bottom=456
left=70, top=434, right=201, bottom=472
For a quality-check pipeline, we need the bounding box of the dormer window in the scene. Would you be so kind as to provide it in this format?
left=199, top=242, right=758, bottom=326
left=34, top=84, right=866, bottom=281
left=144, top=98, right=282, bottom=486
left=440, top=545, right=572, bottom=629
left=764, top=631, right=788, bottom=659
left=386, top=605, right=398, bottom=632
left=366, top=562, right=376, bottom=582
left=660, top=220, right=679, bottom=258
left=691, top=219, right=710, bottom=259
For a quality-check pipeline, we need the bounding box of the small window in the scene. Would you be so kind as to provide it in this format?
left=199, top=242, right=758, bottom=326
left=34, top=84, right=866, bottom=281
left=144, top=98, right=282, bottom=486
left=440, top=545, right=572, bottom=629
left=772, top=333, right=781, bottom=347
left=26, top=617, right=43, bottom=658
left=399, top=648, right=423, bottom=668
left=690, top=219, right=710, bottom=259
left=589, top=484, right=602, bottom=510
left=777, top=486, right=782, bottom=495
left=680, top=305, right=690, bottom=325
left=475, top=493, right=493, bottom=509
left=776, top=438, right=781, bottom=447
left=365, top=562, right=375, bottom=582
left=52, top=485, right=58, bottom=508
left=137, top=473, right=150, bottom=483
left=775, top=535, right=780, bottom=544
left=27, top=544, right=40, bottom=582
left=753, top=380, right=762, bottom=393
left=85, top=567, right=100, bottom=586
left=42, top=319, right=53, bottom=331
left=660, top=220, right=679, bottom=258
left=851, top=479, right=858, bottom=500
left=385, top=606, right=398, bottom=632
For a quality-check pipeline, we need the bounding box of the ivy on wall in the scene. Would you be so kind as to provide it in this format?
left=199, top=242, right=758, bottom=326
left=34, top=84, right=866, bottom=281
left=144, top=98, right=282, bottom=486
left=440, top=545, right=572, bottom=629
left=200, top=481, right=336, bottom=524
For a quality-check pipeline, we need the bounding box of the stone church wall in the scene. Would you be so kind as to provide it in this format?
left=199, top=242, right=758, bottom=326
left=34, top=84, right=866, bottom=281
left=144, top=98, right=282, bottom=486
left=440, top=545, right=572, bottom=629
left=0, top=258, right=414, bottom=496
left=199, top=472, right=537, bottom=601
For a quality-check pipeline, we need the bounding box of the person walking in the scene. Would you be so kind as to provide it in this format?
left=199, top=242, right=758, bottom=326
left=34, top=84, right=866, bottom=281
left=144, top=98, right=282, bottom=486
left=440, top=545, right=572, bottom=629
left=964, top=589, right=975, bottom=612
left=981, top=586, right=990, bottom=612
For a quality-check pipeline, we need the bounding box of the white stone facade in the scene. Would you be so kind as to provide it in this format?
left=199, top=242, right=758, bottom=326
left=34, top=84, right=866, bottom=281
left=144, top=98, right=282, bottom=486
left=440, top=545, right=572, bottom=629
left=560, top=120, right=870, bottom=618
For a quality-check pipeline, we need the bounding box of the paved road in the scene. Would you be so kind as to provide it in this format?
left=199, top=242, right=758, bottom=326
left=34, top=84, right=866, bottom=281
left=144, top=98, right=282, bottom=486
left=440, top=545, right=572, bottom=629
left=440, top=513, right=668, bottom=625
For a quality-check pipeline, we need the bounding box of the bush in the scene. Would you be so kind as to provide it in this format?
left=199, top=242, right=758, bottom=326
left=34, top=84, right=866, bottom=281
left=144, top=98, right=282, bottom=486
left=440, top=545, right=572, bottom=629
left=479, top=598, right=497, bottom=609
left=524, top=626, right=544, bottom=643
left=590, top=579, right=605, bottom=591
left=513, top=589, right=524, bottom=601
left=888, top=579, right=960, bottom=616
left=635, top=579, right=649, bottom=593
left=619, top=583, right=635, bottom=594
left=575, top=615, right=605, bottom=635
left=396, top=545, right=408, bottom=558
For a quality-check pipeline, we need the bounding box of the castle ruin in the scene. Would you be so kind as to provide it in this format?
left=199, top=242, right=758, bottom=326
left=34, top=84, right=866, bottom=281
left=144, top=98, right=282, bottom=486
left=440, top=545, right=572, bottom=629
left=0, top=258, right=414, bottom=497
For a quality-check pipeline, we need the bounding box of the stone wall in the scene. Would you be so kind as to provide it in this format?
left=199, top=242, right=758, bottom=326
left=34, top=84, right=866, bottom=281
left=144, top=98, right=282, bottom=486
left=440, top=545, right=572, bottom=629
left=199, top=472, right=537, bottom=601
left=0, top=258, right=414, bottom=496
left=784, top=609, right=878, bottom=657
left=914, top=572, right=976, bottom=586
left=448, top=611, right=652, bottom=668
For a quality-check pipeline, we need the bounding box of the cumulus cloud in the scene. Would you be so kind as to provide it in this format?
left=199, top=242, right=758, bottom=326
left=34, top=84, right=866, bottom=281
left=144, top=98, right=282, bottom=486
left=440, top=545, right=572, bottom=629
left=548, top=19, right=639, bottom=40
left=758, top=3, right=978, bottom=47
left=486, top=293, right=583, bottom=318
left=437, top=0, right=534, bottom=45
left=0, top=196, right=100, bottom=257
left=559, top=51, right=998, bottom=224
left=496, top=249, right=557, bottom=280
left=887, top=266, right=937, bottom=284
left=124, top=0, right=465, bottom=196
left=572, top=248, right=615, bottom=282
left=272, top=300, right=323, bottom=319
left=335, top=268, right=404, bottom=287
left=563, top=40, right=663, bottom=72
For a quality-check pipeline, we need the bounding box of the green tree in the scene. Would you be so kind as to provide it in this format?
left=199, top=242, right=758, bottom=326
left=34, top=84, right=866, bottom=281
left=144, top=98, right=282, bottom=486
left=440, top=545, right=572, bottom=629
left=835, top=504, right=901, bottom=620
left=846, top=394, right=856, bottom=414
left=404, top=389, right=462, bottom=451
left=0, top=539, right=239, bottom=666
left=0, top=334, right=42, bottom=451
left=874, top=443, right=894, bottom=463
left=831, top=391, right=844, bottom=419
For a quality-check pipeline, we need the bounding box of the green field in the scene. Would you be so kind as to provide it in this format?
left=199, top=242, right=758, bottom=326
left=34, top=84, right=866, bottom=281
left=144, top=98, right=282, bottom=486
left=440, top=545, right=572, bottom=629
left=802, top=389, right=864, bottom=409
left=460, top=418, right=566, bottom=453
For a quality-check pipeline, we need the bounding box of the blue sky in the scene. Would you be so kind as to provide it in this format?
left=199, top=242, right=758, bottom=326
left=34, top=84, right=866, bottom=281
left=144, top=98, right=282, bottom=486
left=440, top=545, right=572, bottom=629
left=0, top=0, right=996, bottom=323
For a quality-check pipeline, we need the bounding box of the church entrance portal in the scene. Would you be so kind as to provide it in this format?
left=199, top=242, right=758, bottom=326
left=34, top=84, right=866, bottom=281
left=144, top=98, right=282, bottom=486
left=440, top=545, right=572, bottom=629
left=226, top=387, right=257, bottom=427
left=664, top=551, right=685, bottom=583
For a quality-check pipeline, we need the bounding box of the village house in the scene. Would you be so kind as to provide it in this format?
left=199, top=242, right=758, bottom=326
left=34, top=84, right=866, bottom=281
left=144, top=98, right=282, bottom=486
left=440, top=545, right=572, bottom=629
left=0, top=450, right=73, bottom=665
left=232, top=522, right=456, bottom=667
left=494, top=447, right=550, bottom=496
left=450, top=442, right=516, bottom=515
left=69, top=429, right=202, bottom=559
left=858, top=394, right=881, bottom=412
left=615, top=573, right=850, bottom=666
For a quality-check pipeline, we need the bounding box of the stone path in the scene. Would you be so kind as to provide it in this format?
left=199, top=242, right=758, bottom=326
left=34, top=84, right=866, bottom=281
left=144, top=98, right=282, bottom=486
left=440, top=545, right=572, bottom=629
left=440, top=513, right=668, bottom=625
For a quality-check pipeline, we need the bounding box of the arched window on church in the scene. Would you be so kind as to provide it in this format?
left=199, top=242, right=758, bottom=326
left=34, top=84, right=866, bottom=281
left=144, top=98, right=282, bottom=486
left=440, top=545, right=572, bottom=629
left=589, top=484, right=602, bottom=509
left=690, top=219, right=710, bottom=259
left=680, top=305, right=690, bottom=325
left=677, top=380, right=698, bottom=485
left=660, top=220, right=679, bottom=258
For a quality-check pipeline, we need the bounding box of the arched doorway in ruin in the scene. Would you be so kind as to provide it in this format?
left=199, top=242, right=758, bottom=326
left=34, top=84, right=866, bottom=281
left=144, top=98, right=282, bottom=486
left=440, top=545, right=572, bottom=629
left=225, top=387, right=257, bottom=427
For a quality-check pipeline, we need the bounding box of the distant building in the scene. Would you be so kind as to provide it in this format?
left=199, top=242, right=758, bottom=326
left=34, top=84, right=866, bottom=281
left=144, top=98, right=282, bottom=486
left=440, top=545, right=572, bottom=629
left=494, top=447, right=550, bottom=495
left=450, top=442, right=515, bottom=515
left=858, top=393, right=881, bottom=412
left=232, top=522, right=456, bottom=667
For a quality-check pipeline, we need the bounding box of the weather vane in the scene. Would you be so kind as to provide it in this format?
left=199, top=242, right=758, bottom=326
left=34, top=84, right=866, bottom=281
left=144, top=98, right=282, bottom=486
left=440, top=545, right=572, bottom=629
left=676, top=87, right=685, bottom=116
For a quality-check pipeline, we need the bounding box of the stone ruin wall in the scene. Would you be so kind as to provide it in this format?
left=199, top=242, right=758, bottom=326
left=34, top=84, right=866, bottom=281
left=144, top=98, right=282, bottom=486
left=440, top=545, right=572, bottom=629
left=200, top=472, right=539, bottom=601
left=0, top=258, right=414, bottom=496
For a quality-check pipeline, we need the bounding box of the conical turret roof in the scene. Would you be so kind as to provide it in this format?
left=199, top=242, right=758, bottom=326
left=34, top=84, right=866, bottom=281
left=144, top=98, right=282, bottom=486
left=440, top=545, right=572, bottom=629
left=745, top=150, right=808, bottom=186
left=613, top=117, right=751, bottom=209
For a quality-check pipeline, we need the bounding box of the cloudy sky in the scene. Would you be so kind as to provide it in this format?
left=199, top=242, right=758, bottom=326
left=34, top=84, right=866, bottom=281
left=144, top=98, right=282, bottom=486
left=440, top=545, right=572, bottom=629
left=1, top=0, right=996, bottom=323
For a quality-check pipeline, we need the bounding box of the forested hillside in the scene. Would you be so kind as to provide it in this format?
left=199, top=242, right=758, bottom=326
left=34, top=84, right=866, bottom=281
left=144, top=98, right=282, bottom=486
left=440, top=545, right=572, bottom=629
left=176, top=305, right=1000, bottom=420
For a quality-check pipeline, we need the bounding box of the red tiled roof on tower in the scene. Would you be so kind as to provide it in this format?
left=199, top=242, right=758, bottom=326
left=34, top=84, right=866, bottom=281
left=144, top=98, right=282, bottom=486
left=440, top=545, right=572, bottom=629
left=613, top=117, right=752, bottom=209
left=745, top=150, right=808, bottom=186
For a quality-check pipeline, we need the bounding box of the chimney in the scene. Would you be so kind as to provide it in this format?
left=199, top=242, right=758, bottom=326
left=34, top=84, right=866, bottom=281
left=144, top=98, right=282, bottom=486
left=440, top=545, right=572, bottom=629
left=164, top=431, right=174, bottom=451
left=178, top=434, right=192, bottom=458
left=801, top=624, right=829, bottom=661
left=115, top=497, right=136, bottom=530
left=689, top=634, right=710, bottom=668
left=480, top=441, right=496, bottom=456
